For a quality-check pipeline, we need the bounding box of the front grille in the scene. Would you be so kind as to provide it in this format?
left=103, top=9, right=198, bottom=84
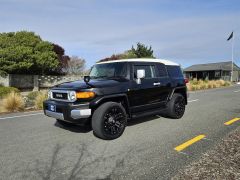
left=52, top=92, right=68, bottom=100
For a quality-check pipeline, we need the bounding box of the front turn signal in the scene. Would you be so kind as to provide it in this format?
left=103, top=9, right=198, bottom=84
left=76, top=92, right=95, bottom=99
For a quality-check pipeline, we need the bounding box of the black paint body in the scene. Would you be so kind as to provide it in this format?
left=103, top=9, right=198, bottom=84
left=43, top=61, right=188, bottom=125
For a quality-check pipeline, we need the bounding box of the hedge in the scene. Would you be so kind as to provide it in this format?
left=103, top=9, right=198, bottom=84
left=0, top=87, right=20, bottom=98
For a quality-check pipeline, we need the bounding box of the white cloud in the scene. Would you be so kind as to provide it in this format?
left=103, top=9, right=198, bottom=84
left=0, top=0, right=240, bottom=67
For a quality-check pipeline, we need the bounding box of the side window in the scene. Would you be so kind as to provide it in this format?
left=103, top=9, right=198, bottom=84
left=166, top=66, right=184, bottom=78
left=134, top=65, right=156, bottom=79
left=156, top=64, right=168, bottom=77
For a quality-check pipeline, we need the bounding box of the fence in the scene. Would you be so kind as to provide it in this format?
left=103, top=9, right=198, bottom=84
left=0, top=74, right=86, bottom=91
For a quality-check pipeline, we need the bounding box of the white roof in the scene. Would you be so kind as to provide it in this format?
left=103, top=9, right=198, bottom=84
left=96, top=58, right=179, bottom=66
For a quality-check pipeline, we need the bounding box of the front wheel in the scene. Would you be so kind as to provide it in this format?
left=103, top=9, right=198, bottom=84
left=92, top=102, right=127, bottom=140
left=165, top=93, right=186, bottom=119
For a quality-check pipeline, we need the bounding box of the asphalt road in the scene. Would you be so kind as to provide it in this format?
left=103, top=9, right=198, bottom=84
left=0, top=85, right=240, bottom=180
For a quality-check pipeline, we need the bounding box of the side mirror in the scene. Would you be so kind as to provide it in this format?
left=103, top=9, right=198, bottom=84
left=136, top=69, right=145, bottom=84
left=84, top=76, right=90, bottom=83
left=137, top=69, right=145, bottom=79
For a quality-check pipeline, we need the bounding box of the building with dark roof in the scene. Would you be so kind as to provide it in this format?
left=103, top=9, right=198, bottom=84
left=184, top=61, right=240, bottom=81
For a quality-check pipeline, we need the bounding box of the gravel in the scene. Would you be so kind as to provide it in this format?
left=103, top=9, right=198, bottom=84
left=172, top=127, right=240, bottom=180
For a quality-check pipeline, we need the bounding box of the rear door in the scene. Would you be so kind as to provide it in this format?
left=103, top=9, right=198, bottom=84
left=155, top=63, right=172, bottom=102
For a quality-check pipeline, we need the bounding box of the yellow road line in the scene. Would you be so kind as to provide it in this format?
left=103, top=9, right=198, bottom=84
left=174, top=135, right=206, bottom=152
left=224, top=118, right=240, bottom=126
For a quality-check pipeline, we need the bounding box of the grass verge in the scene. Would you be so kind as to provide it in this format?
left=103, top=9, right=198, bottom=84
left=187, top=79, right=231, bottom=91
left=172, top=127, right=240, bottom=179
left=0, top=92, right=24, bottom=112
left=34, top=91, right=48, bottom=109
left=0, top=86, right=19, bottom=98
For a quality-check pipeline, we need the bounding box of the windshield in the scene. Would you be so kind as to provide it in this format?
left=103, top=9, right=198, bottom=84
left=89, top=62, right=127, bottom=79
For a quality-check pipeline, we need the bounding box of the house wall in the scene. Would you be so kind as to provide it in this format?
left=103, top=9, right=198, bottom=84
left=184, top=70, right=239, bottom=81
left=185, top=71, right=215, bottom=80
left=232, top=71, right=239, bottom=82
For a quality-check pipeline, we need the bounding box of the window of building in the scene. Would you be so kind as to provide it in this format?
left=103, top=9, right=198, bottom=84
left=215, top=71, right=220, bottom=77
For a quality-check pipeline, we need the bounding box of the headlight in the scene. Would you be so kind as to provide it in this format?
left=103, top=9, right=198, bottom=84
left=69, top=91, right=76, bottom=101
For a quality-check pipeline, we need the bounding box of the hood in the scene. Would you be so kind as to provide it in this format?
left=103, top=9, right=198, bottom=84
left=54, top=79, right=125, bottom=90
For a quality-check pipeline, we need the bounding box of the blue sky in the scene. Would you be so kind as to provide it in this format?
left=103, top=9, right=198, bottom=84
left=1, top=0, right=240, bottom=68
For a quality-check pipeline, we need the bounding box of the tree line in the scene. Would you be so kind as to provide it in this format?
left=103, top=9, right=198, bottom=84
left=0, top=31, right=155, bottom=76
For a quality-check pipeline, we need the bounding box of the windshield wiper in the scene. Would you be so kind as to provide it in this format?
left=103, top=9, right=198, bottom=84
left=90, top=76, right=109, bottom=79
left=90, top=76, right=126, bottom=80
left=108, top=76, right=126, bottom=79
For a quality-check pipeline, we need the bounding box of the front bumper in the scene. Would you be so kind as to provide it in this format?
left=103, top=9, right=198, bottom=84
left=43, top=100, right=91, bottom=125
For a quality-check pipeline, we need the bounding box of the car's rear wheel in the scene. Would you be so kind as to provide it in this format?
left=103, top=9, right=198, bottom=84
left=165, top=93, right=185, bottom=119
left=92, top=102, right=127, bottom=140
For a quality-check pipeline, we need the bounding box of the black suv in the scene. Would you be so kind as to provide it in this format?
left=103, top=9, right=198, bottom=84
left=43, top=59, right=188, bottom=140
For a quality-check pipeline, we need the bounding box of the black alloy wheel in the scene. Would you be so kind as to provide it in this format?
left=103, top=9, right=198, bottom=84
left=103, top=106, right=125, bottom=136
left=174, top=96, right=185, bottom=118
left=92, top=102, right=127, bottom=140
left=164, top=93, right=186, bottom=119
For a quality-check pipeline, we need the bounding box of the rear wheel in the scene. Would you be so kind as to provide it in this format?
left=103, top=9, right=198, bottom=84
left=92, top=102, right=127, bottom=140
left=165, top=93, right=185, bottom=119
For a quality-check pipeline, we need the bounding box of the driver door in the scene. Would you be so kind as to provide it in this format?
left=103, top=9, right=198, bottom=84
left=128, top=62, right=163, bottom=113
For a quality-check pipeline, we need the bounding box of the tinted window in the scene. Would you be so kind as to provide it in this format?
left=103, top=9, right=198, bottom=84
left=134, top=65, right=156, bottom=78
left=156, top=64, right=168, bottom=77
left=166, top=66, right=183, bottom=78
left=90, top=62, right=127, bottom=78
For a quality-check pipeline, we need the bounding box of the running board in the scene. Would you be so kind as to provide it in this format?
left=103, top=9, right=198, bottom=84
left=131, top=108, right=167, bottom=119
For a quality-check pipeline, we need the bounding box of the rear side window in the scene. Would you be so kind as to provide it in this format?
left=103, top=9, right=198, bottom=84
left=134, top=65, right=156, bottom=78
left=166, top=66, right=184, bottom=78
left=156, top=63, right=168, bottom=77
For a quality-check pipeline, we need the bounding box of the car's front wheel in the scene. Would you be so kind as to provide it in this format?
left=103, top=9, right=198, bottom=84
left=92, top=102, right=127, bottom=140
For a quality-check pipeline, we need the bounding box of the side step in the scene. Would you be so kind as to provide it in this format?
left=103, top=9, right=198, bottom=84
left=131, top=108, right=167, bottom=119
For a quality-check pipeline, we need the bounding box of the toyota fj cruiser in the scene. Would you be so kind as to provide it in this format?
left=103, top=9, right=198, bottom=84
left=43, top=58, right=188, bottom=140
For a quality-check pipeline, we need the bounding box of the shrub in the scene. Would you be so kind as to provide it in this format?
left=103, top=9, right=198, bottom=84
left=208, top=81, right=214, bottom=89
left=187, top=84, right=192, bottom=91
left=191, top=78, right=199, bottom=85
left=27, top=91, right=40, bottom=101
left=216, top=79, right=225, bottom=86
left=0, top=86, right=19, bottom=98
left=187, top=79, right=231, bottom=91
left=191, top=85, right=197, bottom=91
left=200, top=83, right=207, bottom=89
left=1, top=92, right=24, bottom=112
left=224, top=81, right=231, bottom=86
left=24, top=91, right=41, bottom=107
left=34, top=91, right=48, bottom=109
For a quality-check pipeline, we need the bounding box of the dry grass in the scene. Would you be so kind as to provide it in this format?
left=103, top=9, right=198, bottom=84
left=187, top=79, right=231, bottom=91
left=172, top=127, right=240, bottom=180
left=34, top=91, right=48, bottom=109
left=0, top=92, right=24, bottom=112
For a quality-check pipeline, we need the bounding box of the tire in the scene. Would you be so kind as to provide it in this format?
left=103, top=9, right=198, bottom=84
left=165, top=93, right=185, bottom=119
left=92, top=102, right=127, bottom=140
